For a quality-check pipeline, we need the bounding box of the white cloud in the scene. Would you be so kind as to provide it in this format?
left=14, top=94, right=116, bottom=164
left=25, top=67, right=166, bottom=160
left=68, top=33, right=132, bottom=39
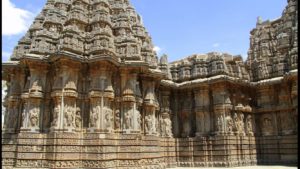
left=153, top=46, right=161, bottom=53
left=2, top=51, right=11, bottom=61
left=2, top=0, right=34, bottom=36
left=213, top=43, right=220, bottom=48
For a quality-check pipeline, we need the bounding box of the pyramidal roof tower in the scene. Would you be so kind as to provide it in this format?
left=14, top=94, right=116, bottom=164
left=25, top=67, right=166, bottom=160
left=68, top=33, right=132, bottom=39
left=2, top=0, right=298, bottom=168
left=11, top=0, right=160, bottom=68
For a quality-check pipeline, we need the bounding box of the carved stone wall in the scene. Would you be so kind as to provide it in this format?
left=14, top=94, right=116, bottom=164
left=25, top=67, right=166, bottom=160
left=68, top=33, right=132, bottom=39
left=2, top=0, right=297, bottom=168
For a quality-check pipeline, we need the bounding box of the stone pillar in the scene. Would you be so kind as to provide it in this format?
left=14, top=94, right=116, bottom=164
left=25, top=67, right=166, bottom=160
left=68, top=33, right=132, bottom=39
left=180, top=90, right=192, bottom=137
left=194, top=85, right=210, bottom=136
left=257, top=86, right=270, bottom=108
left=143, top=79, right=159, bottom=135
left=212, top=83, right=231, bottom=135
left=291, top=80, right=298, bottom=131
left=50, top=60, right=80, bottom=132
left=159, top=90, right=173, bottom=137
left=121, top=71, right=141, bottom=134
left=88, top=63, right=115, bottom=133
left=172, top=90, right=180, bottom=137
left=20, top=62, right=48, bottom=133
left=4, top=100, right=21, bottom=133
left=3, top=68, right=23, bottom=133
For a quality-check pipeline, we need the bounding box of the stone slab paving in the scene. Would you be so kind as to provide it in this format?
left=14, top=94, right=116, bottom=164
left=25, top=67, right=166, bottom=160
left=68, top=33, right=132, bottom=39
left=168, top=166, right=298, bottom=169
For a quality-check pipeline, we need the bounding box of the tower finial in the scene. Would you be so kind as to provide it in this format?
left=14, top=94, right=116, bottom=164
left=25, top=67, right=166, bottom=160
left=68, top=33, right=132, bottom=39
left=257, top=16, right=263, bottom=25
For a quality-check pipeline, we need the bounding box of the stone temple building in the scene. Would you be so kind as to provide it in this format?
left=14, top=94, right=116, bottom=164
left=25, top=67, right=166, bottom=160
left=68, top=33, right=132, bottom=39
left=2, top=0, right=297, bottom=168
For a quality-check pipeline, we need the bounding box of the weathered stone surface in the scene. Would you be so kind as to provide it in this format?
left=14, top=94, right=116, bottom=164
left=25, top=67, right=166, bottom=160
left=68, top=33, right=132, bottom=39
left=1, top=0, right=298, bottom=168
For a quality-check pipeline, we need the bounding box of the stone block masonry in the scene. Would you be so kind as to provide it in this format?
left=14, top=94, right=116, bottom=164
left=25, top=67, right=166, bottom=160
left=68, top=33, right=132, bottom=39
left=2, top=0, right=297, bottom=168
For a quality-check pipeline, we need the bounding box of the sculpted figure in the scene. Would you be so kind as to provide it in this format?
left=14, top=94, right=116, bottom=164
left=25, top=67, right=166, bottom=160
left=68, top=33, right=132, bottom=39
left=145, top=114, right=153, bottom=133
left=51, top=107, right=60, bottom=127
left=21, top=106, right=27, bottom=128
left=239, top=113, right=245, bottom=133
left=155, top=116, right=159, bottom=133
left=161, top=117, right=172, bottom=137
left=262, top=117, right=273, bottom=134
left=136, top=111, right=141, bottom=130
left=160, top=54, right=168, bottom=65
left=221, top=115, right=225, bottom=131
left=64, top=106, right=74, bottom=127
left=90, top=106, right=98, bottom=128
left=217, top=116, right=222, bottom=132
left=233, top=113, right=239, bottom=132
left=124, top=111, right=131, bottom=129
left=119, top=28, right=126, bottom=37
left=75, top=108, right=81, bottom=128
left=246, top=115, right=253, bottom=135
left=31, top=77, right=42, bottom=91
left=115, top=110, right=120, bottom=130
left=226, top=116, right=233, bottom=133
left=159, top=118, right=164, bottom=135
left=29, top=107, right=39, bottom=128
left=104, top=110, right=113, bottom=130
left=165, top=118, right=172, bottom=137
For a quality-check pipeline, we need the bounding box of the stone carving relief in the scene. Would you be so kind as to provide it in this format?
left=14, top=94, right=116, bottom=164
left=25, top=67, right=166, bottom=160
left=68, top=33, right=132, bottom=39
left=122, top=101, right=141, bottom=132
left=144, top=106, right=156, bottom=134
left=239, top=113, right=245, bottom=136
left=217, top=115, right=225, bottom=133
left=51, top=106, right=60, bottom=128
left=233, top=113, right=239, bottom=133
left=21, top=102, right=28, bottom=128
left=75, top=107, right=82, bottom=129
left=280, top=112, right=294, bottom=134
left=28, top=107, right=39, bottom=128
left=225, top=115, right=234, bottom=134
left=261, top=114, right=274, bottom=136
left=160, top=115, right=172, bottom=137
left=124, top=110, right=132, bottom=130
left=114, top=109, right=121, bottom=130
left=89, top=101, right=100, bottom=128
left=245, top=115, right=254, bottom=136
left=64, top=105, right=75, bottom=128
left=103, top=106, right=113, bottom=131
left=1, top=0, right=298, bottom=168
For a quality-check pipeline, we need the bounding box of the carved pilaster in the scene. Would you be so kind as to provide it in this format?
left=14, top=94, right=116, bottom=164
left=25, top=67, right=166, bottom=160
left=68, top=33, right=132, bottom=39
left=3, top=68, right=23, bottom=133
left=20, top=61, right=48, bottom=133
left=159, top=90, right=172, bottom=137
left=4, top=100, right=21, bottom=133
left=172, top=90, right=180, bottom=137
left=180, top=90, right=192, bottom=137
left=88, top=62, right=115, bottom=133
left=211, top=83, right=232, bottom=135
left=119, top=71, right=142, bottom=134
left=142, top=79, right=159, bottom=136
left=50, top=60, right=80, bottom=132
left=194, top=85, right=210, bottom=136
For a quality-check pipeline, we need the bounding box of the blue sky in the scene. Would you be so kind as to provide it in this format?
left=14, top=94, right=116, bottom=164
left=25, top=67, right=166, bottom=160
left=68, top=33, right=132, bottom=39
left=2, top=0, right=287, bottom=62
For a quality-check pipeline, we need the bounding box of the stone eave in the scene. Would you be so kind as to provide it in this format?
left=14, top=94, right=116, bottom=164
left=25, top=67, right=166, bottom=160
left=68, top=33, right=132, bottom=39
left=2, top=61, right=20, bottom=67
left=140, top=68, right=166, bottom=80
left=254, top=105, right=295, bottom=113
left=160, top=75, right=251, bottom=89
left=250, top=69, right=298, bottom=86
left=160, top=69, right=298, bottom=89
left=2, top=61, right=21, bottom=80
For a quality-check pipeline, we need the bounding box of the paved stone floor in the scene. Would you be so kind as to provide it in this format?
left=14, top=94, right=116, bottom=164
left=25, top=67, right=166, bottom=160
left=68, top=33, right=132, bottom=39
left=169, top=166, right=297, bottom=169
